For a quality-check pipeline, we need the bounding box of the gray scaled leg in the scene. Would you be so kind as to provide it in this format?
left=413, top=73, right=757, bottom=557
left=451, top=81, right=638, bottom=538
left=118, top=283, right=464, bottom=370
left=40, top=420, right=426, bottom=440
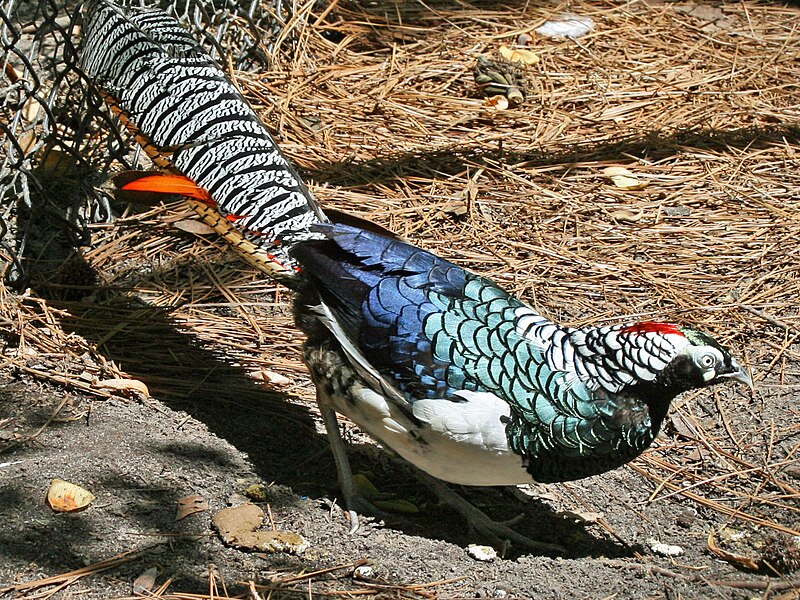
left=413, top=468, right=566, bottom=555
left=317, top=391, right=386, bottom=533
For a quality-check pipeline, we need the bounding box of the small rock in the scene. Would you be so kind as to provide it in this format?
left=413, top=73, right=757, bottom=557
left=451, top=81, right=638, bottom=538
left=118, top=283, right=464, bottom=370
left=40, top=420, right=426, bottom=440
left=227, top=493, right=250, bottom=506
left=676, top=510, right=696, bottom=529
left=663, top=206, right=691, bottom=217
left=353, top=564, right=375, bottom=579
left=648, top=538, right=685, bottom=557
left=467, top=544, right=497, bottom=562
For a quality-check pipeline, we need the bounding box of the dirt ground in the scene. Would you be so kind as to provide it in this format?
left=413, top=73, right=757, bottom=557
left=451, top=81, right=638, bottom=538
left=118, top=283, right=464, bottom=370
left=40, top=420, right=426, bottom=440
left=2, top=0, right=800, bottom=598
left=0, top=371, right=793, bottom=600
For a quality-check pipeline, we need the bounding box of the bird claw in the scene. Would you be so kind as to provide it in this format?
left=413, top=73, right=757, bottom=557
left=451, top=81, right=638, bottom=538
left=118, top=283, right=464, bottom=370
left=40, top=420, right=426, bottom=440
left=466, top=511, right=566, bottom=556
left=341, top=495, right=390, bottom=534
left=412, top=469, right=565, bottom=555
left=497, top=512, right=526, bottom=527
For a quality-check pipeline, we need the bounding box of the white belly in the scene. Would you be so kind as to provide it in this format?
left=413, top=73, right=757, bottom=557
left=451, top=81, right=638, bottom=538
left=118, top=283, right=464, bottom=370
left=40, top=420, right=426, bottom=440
left=330, top=384, right=532, bottom=486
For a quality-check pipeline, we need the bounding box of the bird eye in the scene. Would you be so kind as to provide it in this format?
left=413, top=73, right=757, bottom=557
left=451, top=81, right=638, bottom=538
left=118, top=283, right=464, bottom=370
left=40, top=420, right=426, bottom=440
left=700, top=353, right=716, bottom=368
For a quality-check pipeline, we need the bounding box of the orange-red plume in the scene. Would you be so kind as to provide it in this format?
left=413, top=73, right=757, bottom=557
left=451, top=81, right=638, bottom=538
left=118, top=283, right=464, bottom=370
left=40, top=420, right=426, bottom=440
left=118, top=173, right=214, bottom=204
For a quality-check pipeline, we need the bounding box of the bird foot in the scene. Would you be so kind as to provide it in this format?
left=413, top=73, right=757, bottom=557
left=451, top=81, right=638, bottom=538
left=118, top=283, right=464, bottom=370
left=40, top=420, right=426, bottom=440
left=338, top=494, right=391, bottom=534
left=414, top=469, right=565, bottom=555
left=464, top=506, right=565, bottom=556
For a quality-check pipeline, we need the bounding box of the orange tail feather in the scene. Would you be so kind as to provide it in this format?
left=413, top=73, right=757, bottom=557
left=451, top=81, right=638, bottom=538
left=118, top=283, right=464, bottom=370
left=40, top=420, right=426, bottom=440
left=120, top=174, right=214, bottom=205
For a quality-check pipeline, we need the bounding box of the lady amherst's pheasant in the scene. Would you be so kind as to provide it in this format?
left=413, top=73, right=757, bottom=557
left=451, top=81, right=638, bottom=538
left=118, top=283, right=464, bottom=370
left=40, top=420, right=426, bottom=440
left=80, top=0, right=751, bottom=552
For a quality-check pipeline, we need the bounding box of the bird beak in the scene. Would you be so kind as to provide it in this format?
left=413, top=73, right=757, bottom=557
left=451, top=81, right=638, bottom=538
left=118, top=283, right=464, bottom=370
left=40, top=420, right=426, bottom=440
left=719, top=362, right=754, bottom=391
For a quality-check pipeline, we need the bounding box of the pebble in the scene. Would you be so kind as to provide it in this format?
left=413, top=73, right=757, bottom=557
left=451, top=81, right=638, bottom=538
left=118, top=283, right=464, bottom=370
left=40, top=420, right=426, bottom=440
left=647, top=538, right=685, bottom=557
left=467, top=544, right=497, bottom=562
left=353, top=565, right=374, bottom=580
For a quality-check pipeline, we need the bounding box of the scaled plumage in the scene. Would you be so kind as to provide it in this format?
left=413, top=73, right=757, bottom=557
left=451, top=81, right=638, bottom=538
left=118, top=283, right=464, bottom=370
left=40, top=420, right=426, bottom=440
left=291, top=224, right=750, bottom=487
left=80, top=0, right=751, bottom=551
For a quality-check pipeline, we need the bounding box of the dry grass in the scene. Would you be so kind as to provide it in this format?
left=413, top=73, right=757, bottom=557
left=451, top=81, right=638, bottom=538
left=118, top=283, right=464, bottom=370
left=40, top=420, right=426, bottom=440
left=2, top=0, right=800, bottom=595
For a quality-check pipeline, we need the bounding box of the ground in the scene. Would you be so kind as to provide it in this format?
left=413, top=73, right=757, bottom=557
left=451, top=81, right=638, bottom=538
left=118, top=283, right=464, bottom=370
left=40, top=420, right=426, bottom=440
left=1, top=0, right=800, bottom=598
left=1, top=374, right=795, bottom=599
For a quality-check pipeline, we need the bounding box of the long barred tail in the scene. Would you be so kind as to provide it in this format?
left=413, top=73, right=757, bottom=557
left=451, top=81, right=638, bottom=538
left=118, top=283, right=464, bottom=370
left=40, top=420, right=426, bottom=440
left=79, top=0, right=327, bottom=281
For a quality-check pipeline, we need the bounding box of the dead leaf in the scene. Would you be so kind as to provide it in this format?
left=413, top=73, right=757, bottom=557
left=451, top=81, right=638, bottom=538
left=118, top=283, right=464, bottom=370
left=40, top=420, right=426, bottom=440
left=610, top=208, right=644, bottom=223
left=22, top=96, right=41, bottom=123
left=212, top=504, right=309, bottom=554
left=176, top=494, right=208, bottom=520
left=250, top=370, right=292, bottom=387
left=498, top=44, right=540, bottom=65
left=435, top=200, right=468, bottom=219
left=95, top=378, right=150, bottom=398
left=173, top=219, right=216, bottom=235
left=353, top=473, right=379, bottom=500
left=46, top=479, right=95, bottom=512
left=17, top=130, right=37, bottom=154
left=4, top=63, right=21, bottom=83
left=674, top=4, right=731, bottom=31
left=463, top=178, right=479, bottom=204
left=559, top=509, right=604, bottom=524
left=132, top=567, right=159, bottom=595
left=668, top=413, right=696, bottom=438
left=38, top=148, right=75, bottom=176
left=603, top=166, right=649, bottom=190
left=297, top=115, right=323, bottom=132
left=214, top=503, right=263, bottom=535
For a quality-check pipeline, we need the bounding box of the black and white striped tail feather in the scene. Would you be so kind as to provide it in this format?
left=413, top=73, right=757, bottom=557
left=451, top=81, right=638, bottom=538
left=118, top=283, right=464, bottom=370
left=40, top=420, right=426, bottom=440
left=80, top=0, right=327, bottom=278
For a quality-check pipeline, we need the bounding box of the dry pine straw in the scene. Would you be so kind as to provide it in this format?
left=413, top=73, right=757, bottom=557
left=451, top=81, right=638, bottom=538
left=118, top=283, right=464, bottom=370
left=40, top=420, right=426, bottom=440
left=2, top=0, right=799, bottom=545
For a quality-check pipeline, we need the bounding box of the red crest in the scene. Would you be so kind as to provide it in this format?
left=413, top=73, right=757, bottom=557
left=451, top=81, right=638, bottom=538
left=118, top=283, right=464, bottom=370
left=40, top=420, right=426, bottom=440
left=620, top=321, right=683, bottom=336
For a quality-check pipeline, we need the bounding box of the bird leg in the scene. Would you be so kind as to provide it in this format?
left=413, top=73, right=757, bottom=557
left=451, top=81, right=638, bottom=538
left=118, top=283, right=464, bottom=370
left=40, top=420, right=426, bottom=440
left=315, top=389, right=562, bottom=553
left=317, top=392, right=387, bottom=533
left=412, top=468, right=566, bottom=555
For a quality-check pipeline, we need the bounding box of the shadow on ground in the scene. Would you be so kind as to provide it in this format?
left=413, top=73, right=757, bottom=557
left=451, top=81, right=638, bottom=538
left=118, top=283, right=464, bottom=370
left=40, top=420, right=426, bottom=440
left=304, top=124, right=800, bottom=191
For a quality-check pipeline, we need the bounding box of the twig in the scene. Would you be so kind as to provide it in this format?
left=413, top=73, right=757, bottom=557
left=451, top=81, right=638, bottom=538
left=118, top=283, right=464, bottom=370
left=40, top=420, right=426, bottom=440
left=737, top=303, right=794, bottom=331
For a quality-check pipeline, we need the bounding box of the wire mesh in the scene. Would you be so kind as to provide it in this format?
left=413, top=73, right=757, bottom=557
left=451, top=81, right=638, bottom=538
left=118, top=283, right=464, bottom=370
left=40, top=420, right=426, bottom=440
left=0, top=0, right=291, bottom=288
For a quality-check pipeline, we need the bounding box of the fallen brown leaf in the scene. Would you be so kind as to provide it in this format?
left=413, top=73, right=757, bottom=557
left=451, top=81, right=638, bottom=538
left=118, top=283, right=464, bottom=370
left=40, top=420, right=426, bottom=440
left=46, top=479, right=95, bottom=513
left=175, top=494, right=208, bottom=520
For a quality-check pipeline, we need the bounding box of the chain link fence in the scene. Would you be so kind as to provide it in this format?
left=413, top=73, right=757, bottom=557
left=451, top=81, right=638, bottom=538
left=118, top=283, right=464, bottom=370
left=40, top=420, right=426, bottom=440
left=0, top=0, right=295, bottom=288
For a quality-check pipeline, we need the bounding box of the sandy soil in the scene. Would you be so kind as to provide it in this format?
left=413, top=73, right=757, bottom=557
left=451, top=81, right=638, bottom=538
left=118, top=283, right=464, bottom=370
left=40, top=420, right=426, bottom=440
left=0, top=365, right=791, bottom=599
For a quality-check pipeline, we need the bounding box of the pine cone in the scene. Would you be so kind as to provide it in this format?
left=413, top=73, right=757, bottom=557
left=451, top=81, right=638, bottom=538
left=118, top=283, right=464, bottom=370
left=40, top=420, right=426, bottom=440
left=473, top=55, right=526, bottom=107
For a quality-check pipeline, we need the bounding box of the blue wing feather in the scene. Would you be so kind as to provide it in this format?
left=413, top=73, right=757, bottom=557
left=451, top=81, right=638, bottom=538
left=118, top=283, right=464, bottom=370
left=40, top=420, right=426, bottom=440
left=290, top=224, right=660, bottom=482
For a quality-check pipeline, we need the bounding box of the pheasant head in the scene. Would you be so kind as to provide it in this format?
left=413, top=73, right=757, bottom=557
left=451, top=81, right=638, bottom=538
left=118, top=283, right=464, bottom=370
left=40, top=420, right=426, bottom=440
left=571, top=321, right=751, bottom=397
